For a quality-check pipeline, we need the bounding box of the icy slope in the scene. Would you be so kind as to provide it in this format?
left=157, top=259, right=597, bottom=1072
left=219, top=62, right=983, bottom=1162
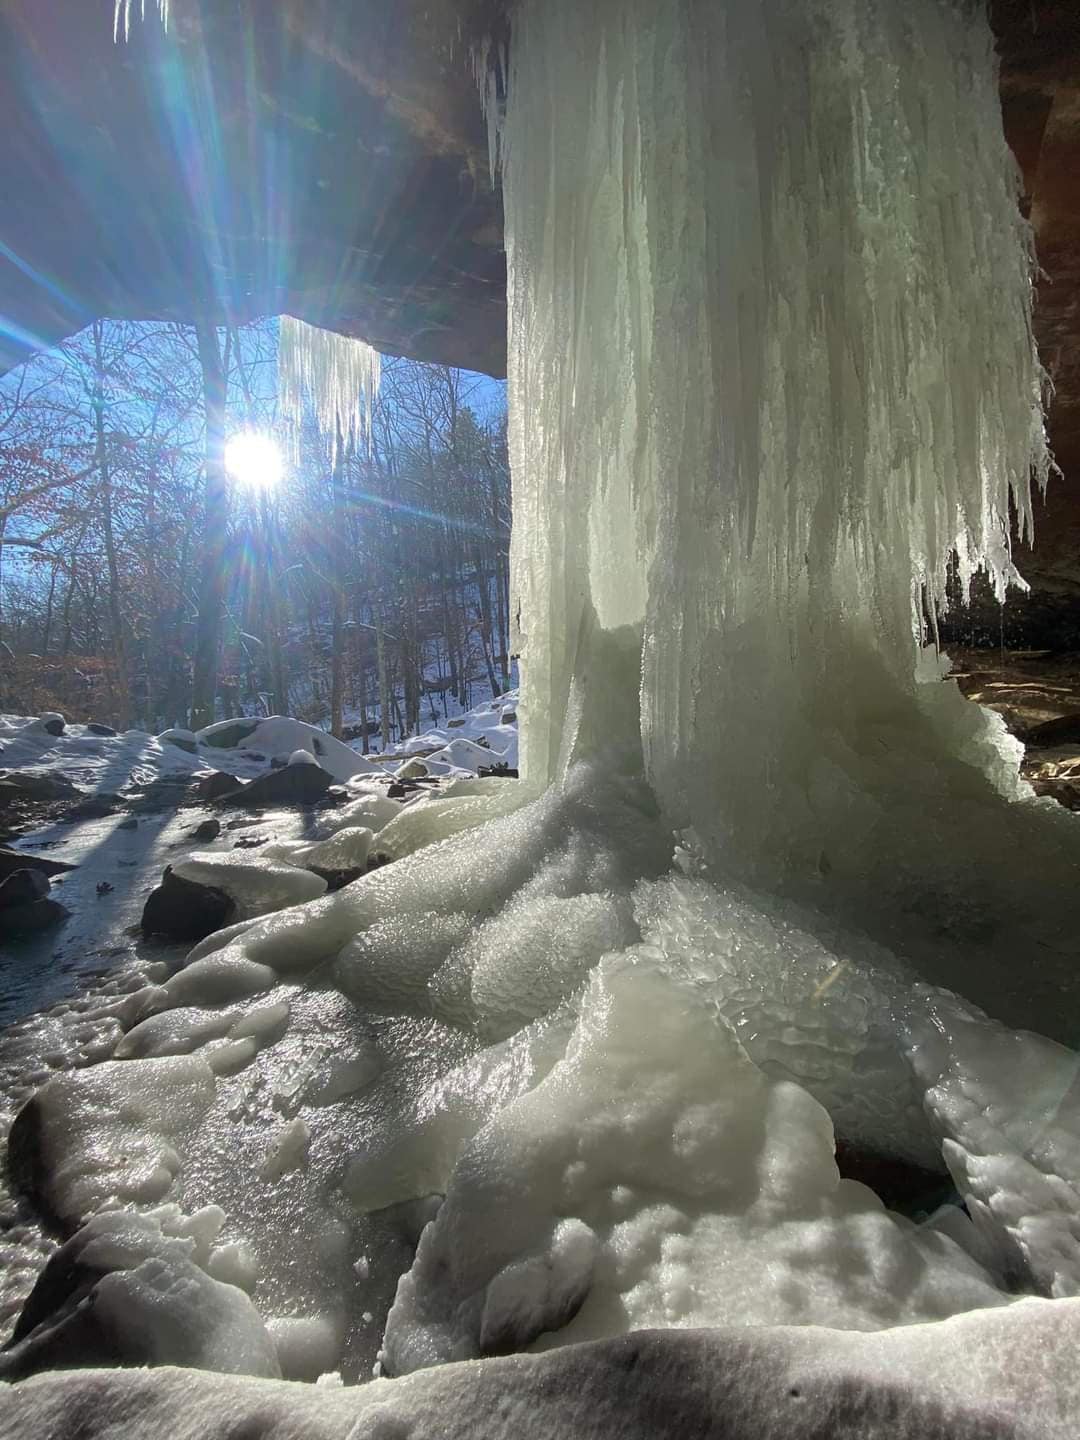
left=4, top=1302, right=1080, bottom=1440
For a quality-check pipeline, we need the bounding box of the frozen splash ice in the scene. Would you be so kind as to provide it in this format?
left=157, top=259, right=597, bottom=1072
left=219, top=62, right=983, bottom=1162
left=495, top=0, right=1048, bottom=884
left=278, top=317, right=381, bottom=463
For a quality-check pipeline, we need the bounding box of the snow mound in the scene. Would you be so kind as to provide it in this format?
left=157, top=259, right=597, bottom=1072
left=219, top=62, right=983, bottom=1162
left=369, top=690, right=519, bottom=776
left=4, top=1300, right=1080, bottom=1439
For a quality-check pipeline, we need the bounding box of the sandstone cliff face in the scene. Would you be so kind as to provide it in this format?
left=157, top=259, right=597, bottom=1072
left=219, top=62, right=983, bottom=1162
left=993, top=2, right=1080, bottom=603
left=1, top=0, right=1079, bottom=609
left=0, top=0, right=508, bottom=374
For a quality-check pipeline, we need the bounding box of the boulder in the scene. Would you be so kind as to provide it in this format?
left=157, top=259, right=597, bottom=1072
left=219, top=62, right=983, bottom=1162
left=0, top=771, right=77, bottom=804
left=192, top=818, right=222, bottom=842
left=194, top=772, right=241, bottom=802
left=85, top=722, right=117, bottom=737
left=221, top=762, right=332, bottom=808
left=199, top=720, right=258, bottom=750
left=65, top=794, right=122, bottom=821
left=158, top=729, right=198, bottom=755
left=141, top=868, right=235, bottom=943
left=0, top=847, right=75, bottom=879
left=0, top=868, right=49, bottom=908
left=1, top=897, right=69, bottom=935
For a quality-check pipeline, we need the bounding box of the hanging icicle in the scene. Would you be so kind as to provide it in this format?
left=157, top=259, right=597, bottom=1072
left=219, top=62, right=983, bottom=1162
left=113, top=0, right=170, bottom=43
left=277, top=316, right=381, bottom=463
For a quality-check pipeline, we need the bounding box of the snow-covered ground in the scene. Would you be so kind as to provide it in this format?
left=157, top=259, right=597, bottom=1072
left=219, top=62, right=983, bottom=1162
left=1, top=691, right=518, bottom=794
left=363, top=690, right=519, bottom=776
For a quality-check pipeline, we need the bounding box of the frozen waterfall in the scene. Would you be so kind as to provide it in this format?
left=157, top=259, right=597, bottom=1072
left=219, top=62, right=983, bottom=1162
left=6, top=0, right=1080, bottom=1425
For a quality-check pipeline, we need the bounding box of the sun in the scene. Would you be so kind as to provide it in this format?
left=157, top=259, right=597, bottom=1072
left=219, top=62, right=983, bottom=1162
left=224, top=432, right=284, bottom=492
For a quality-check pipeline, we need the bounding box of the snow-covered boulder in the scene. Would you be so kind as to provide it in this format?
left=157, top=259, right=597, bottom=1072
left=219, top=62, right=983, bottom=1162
left=196, top=716, right=380, bottom=782
left=158, top=727, right=198, bottom=754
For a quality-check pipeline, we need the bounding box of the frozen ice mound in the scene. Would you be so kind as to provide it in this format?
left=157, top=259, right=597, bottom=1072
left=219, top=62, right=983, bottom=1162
left=264, top=826, right=375, bottom=877
left=910, top=988, right=1080, bottom=1297
left=632, top=873, right=935, bottom=1165
left=381, top=957, right=1006, bottom=1374
left=10, top=1056, right=217, bottom=1226
left=171, top=852, right=328, bottom=920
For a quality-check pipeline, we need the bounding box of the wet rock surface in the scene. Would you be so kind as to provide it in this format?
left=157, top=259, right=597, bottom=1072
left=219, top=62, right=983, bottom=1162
left=141, top=869, right=236, bottom=944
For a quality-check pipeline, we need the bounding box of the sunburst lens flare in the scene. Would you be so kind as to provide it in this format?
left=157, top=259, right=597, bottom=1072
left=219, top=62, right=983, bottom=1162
left=224, top=432, right=284, bottom=493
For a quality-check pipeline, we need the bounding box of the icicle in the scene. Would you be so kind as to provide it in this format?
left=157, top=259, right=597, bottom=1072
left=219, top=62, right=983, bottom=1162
left=277, top=316, right=381, bottom=464
left=113, top=0, right=169, bottom=43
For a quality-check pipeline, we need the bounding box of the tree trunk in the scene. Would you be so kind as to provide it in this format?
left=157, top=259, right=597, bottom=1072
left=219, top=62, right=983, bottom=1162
left=93, top=320, right=130, bottom=729
left=189, top=318, right=229, bottom=729
left=329, top=429, right=347, bottom=738
left=376, top=616, right=391, bottom=750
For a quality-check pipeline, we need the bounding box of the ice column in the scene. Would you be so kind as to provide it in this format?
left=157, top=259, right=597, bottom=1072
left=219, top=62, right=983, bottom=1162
left=496, top=0, right=1047, bottom=880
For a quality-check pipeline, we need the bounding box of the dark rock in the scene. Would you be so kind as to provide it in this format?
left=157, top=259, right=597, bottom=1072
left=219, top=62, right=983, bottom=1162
left=201, top=720, right=258, bottom=750
left=1024, top=711, right=1080, bottom=747
left=95, top=881, right=113, bottom=897
left=85, top=722, right=117, bottom=737
left=0, top=868, right=49, bottom=908
left=309, top=865, right=365, bottom=892
left=141, top=867, right=235, bottom=943
left=117, top=815, right=138, bottom=831
left=1, top=898, right=69, bottom=935
left=0, top=771, right=77, bottom=803
left=269, top=756, right=287, bottom=770
left=66, top=794, right=121, bottom=821
left=0, top=847, right=75, bottom=879
left=40, top=716, right=65, bottom=737
left=192, top=818, right=221, bottom=842
left=231, top=836, right=266, bottom=850
left=387, top=782, right=408, bottom=798
left=161, top=733, right=198, bottom=755
left=478, top=762, right=518, bottom=778
left=501, top=711, right=517, bottom=724
left=224, top=762, right=331, bottom=808
left=195, top=771, right=241, bottom=802
left=833, top=1140, right=954, bottom=1218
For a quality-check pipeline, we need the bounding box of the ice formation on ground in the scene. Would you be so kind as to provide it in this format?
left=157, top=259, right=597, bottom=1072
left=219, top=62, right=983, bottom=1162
left=4, top=0, right=1080, bottom=1431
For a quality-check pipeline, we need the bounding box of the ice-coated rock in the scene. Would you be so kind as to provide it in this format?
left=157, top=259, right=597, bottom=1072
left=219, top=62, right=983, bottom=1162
left=141, top=868, right=235, bottom=943
left=0, top=1209, right=279, bottom=1381
left=171, top=850, right=327, bottom=920
left=8, top=1056, right=216, bottom=1229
